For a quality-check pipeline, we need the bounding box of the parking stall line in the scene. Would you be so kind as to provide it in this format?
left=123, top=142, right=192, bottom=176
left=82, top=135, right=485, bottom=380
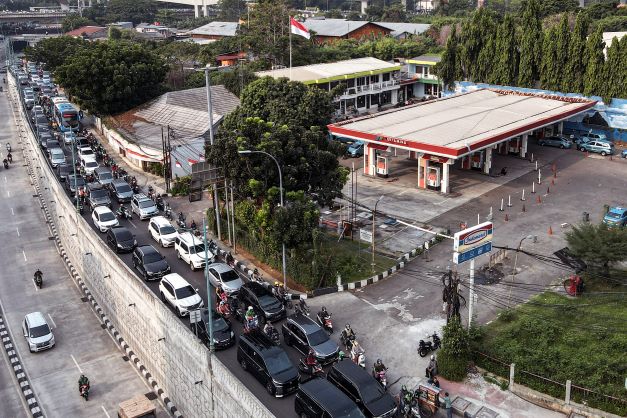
left=70, top=355, right=83, bottom=374
left=16, top=227, right=19, bottom=237
left=128, top=220, right=137, bottom=229
left=47, top=314, right=57, bottom=329
left=22, top=250, right=27, bottom=262
left=101, top=405, right=111, bottom=418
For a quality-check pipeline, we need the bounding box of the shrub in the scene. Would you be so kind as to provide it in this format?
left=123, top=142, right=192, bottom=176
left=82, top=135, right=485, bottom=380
left=170, top=175, right=191, bottom=196
left=438, top=317, right=470, bottom=381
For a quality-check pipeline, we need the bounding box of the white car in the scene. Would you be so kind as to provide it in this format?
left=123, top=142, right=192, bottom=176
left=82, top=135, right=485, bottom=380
left=82, top=159, right=99, bottom=175
left=49, top=148, right=66, bottom=167
left=91, top=206, right=119, bottom=232
left=148, top=216, right=178, bottom=247
left=63, top=131, right=74, bottom=145
left=175, top=232, right=213, bottom=271
left=159, top=273, right=203, bottom=317
left=77, top=146, right=95, bottom=160
left=22, top=312, right=55, bottom=352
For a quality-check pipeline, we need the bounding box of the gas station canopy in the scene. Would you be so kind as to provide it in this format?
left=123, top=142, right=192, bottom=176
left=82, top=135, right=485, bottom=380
left=328, top=89, right=596, bottom=159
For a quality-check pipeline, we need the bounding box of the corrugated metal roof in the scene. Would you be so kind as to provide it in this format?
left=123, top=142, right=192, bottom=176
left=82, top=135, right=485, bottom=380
left=256, top=57, right=399, bottom=83
left=303, top=19, right=386, bottom=37
left=409, top=54, right=441, bottom=63
left=188, top=21, right=239, bottom=37
left=330, top=89, right=595, bottom=156
left=376, top=22, right=431, bottom=36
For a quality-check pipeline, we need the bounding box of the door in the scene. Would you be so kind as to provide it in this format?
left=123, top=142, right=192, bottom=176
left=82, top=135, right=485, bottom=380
left=293, top=326, right=308, bottom=353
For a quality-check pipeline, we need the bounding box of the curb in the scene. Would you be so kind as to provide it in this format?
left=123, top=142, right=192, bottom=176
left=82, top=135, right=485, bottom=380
left=11, top=79, right=183, bottom=418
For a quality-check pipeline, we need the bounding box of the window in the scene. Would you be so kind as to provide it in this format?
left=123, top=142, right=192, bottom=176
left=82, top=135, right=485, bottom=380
left=346, top=79, right=355, bottom=88
left=370, top=75, right=378, bottom=84
left=356, top=77, right=366, bottom=87
left=357, top=95, right=365, bottom=108
left=382, top=72, right=390, bottom=82
left=370, top=94, right=379, bottom=105
left=380, top=91, right=392, bottom=105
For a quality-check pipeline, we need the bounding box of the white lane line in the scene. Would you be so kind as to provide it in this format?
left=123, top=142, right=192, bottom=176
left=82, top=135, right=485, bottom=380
left=22, top=250, right=27, bottom=262
left=16, top=227, right=19, bottom=237
left=47, top=314, right=57, bottom=329
left=70, top=355, right=83, bottom=373
left=101, top=405, right=111, bottom=418
left=11, top=207, right=14, bottom=215
left=32, top=279, right=39, bottom=292
left=6, top=190, right=10, bottom=198
left=128, top=220, right=137, bottom=229
left=3, top=176, right=6, bottom=183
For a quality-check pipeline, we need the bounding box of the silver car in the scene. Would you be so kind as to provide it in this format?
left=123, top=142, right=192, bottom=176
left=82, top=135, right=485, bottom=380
left=22, top=312, right=55, bottom=352
left=207, top=263, right=244, bottom=296
left=49, top=148, right=66, bottom=167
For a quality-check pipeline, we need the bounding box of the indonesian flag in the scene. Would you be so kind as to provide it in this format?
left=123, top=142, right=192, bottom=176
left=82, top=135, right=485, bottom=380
left=175, top=160, right=182, bottom=168
left=290, top=17, right=310, bottom=40
left=188, top=158, right=199, bottom=166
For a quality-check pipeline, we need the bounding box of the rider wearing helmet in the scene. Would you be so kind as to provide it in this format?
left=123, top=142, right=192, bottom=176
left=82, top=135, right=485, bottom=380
left=78, top=374, right=89, bottom=391
left=374, top=358, right=387, bottom=373
left=426, top=354, right=438, bottom=379
left=341, top=323, right=355, bottom=342
left=318, top=306, right=330, bottom=321
left=306, top=348, right=317, bottom=369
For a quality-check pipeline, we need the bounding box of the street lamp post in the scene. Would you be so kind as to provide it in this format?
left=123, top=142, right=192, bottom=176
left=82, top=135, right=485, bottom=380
left=238, top=150, right=287, bottom=290
left=371, top=195, right=384, bottom=272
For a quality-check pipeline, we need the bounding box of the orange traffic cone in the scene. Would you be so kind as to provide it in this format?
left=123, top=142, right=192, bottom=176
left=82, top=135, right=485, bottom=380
left=537, top=196, right=542, bottom=204
left=551, top=179, right=555, bottom=186
left=553, top=171, right=557, bottom=179
left=505, top=214, right=509, bottom=222
left=548, top=226, right=553, bottom=235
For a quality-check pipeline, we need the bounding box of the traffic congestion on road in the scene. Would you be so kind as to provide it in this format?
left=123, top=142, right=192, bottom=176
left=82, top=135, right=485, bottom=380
left=8, top=61, right=409, bottom=418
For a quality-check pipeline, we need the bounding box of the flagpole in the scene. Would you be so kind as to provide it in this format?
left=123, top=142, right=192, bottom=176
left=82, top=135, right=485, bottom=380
left=289, top=15, right=292, bottom=80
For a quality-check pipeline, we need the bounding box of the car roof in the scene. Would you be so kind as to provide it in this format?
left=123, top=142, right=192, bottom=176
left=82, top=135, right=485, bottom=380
left=178, top=231, right=202, bottom=244
left=25, top=311, right=47, bottom=327
left=137, top=245, right=158, bottom=256
left=244, top=281, right=272, bottom=297
left=94, top=167, right=111, bottom=174
left=288, top=313, right=321, bottom=334
left=162, top=273, right=191, bottom=289
left=299, top=378, right=359, bottom=414
left=151, top=216, right=172, bottom=227
left=210, top=263, right=233, bottom=273
left=112, top=178, right=128, bottom=185
left=332, top=358, right=377, bottom=386
left=609, top=207, right=626, bottom=214
left=110, top=226, right=132, bottom=237
left=134, top=194, right=152, bottom=202
left=94, top=206, right=113, bottom=214
left=240, top=331, right=282, bottom=354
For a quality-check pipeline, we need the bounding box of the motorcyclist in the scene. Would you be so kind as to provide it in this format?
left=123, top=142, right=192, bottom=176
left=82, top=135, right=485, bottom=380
left=225, top=252, right=234, bottom=266
left=373, top=358, right=387, bottom=373
left=244, top=306, right=257, bottom=330
left=341, top=324, right=356, bottom=348
left=78, top=374, right=89, bottom=392
left=34, top=269, right=43, bottom=286
left=426, top=354, right=438, bottom=379
left=3, top=158, right=8, bottom=169
left=318, top=306, right=330, bottom=322
left=305, top=348, right=318, bottom=373
left=399, top=385, right=413, bottom=411
left=215, top=286, right=225, bottom=304
left=190, top=219, right=197, bottom=230
left=350, top=340, right=363, bottom=363
left=7, top=152, right=12, bottom=163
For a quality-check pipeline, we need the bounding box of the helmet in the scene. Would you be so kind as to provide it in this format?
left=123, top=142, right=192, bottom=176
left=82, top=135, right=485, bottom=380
left=309, top=348, right=315, bottom=355
left=338, top=350, right=345, bottom=359
left=431, top=355, right=435, bottom=360
left=401, top=385, right=407, bottom=392
left=345, top=324, right=351, bottom=330
left=274, top=281, right=280, bottom=287
left=248, top=306, right=253, bottom=311
left=322, top=306, right=327, bottom=312
left=376, top=359, right=382, bottom=365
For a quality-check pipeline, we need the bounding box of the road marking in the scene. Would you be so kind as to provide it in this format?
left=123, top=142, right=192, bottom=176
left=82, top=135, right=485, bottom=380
left=11, top=207, right=14, bottom=215
left=32, top=279, right=39, bottom=292
left=128, top=220, right=137, bottom=229
left=101, top=405, right=111, bottom=418
left=47, top=314, right=57, bottom=329
left=70, top=355, right=83, bottom=373
left=7, top=190, right=10, bottom=197
left=22, top=250, right=27, bottom=262
left=3, top=176, right=6, bottom=183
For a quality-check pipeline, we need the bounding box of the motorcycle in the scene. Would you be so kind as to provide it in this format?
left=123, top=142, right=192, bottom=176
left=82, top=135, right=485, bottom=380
left=147, top=185, right=155, bottom=200
left=341, top=332, right=356, bottom=351
left=243, top=315, right=259, bottom=334
left=372, top=367, right=387, bottom=389
left=33, top=271, right=43, bottom=288
left=7, top=153, right=12, bottom=163
left=155, top=194, right=164, bottom=211
left=298, top=358, right=325, bottom=378
left=79, top=384, right=90, bottom=401
left=217, top=300, right=231, bottom=317
left=417, top=332, right=441, bottom=358
left=3, top=159, right=8, bottom=169
left=264, top=325, right=280, bottom=345
left=116, top=205, right=132, bottom=220
left=296, top=298, right=310, bottom=316
left=6, top=143, right=11, bottom=153
left=316, top=312, right=333, bottom=333
left=164, top=204, right=173, bottom=220
left=177, top=212, right=187, bottom=229
left=352, top=350, right=365, bottom=368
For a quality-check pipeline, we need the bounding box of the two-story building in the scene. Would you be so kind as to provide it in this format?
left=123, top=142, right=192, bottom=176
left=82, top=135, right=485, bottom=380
left=404, top=54, right=443, bottom=100
left=256, top=57, right=402, bottom=119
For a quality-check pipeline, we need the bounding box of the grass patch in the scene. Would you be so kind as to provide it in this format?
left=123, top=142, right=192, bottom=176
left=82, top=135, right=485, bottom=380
left=473, top=279, right=627, bottom=415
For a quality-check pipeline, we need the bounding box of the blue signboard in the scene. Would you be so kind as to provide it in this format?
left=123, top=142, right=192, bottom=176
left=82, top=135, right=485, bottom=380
left=453, top=242, right=492, bottom=264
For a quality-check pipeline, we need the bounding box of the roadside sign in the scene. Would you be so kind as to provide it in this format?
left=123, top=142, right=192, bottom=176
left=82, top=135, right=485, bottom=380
left=453, top=222, right=493, bottom=253
left=360, top=229, right=373, bottom=243
left=454, top=242, right=492, bottom=264
left=189, top=309, right=201, bottom=324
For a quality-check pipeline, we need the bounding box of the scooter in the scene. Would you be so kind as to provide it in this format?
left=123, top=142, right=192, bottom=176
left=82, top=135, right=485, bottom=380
left=298, top=358, right=324, bottom=378
left=372, top=367, right=387, bottom=389
left=341, top=332, right=356, bottom=351
left=316, top=312, right=333, bottom=333
left=164, top=204, right=173, bottom=220
left=243, top=315, right=259, bottom=334
left=33, top=271, right=43, bottom=289
left=116, top=205, right=132, bottom=220
left=177, top=212, right=187, bottom=229
left=155, top=194, right=164, bottom=211
left=417, top=332, right=441, bottom=358
left=296, top=298, right=310, bottom=316
left=264, top=324, right=280, bottom=345
left=217, top=300, right=231, bottom=317
left=352, top=351, right=366, bottom=368
left=79, top=384, right=90, bottom=401
left=3, top=159, right=8, bottom=169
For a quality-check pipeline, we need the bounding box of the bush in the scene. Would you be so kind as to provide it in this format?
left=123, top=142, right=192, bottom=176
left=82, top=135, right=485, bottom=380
left=438, top=317, right=470, bottom=381
left=170, top=175, right=191, bottom=196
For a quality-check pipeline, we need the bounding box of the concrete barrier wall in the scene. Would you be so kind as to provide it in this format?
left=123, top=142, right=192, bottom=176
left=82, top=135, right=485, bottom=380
left=10, top=76, right=274, bottom=418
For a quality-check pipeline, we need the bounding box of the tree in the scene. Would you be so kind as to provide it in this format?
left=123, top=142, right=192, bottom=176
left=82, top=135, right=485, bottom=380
left=564, top=12, right=589, bottom=94
left=539, top=27, right=559, bottom=90
left=583, top=28, right=605, bottom=97
left=554, top=13, right=571, bottom=92
left=517, top=0, right=543, bottom=87
left=438, top=317, right=470, bottom=381
left=539, top=0, right=578, bottom=18
left=602, top=37, right=623, bottom=103
left=565, top=222, right=627, bottom=271
left=62, top=15, right=94, bottom=33
left=491, top=14, right=518, bottom=86
left=436, top=0, right=474, bottom=17
left=23, top=36, right=87, bottom=72
left=435, top=25, right=460, bottom=90
left=218, top=0, right=247, bottom=21
left=105, top=0, right=158, bottom=25
left=55, top=41, right=167, bottom=115
left=458, top=8, right=499, bottom=82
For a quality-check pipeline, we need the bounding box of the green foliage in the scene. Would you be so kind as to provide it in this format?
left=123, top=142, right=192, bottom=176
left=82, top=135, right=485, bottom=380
left=517, top=0, right=543, bottom=87
left=539, top=0, right=578, bottom=18
left=602, top=36, right=625, bottom=103
left=565, top=222, right=627, bottom=268
left=436, top=0, right=474, bottom=17
left=554, top=14, right=571, bottom=91
left=583, top=27, right=605, bottom=97
left=491, top=14, right=518, bottom=85
left=24, top=36, right=87, bottom=72
left=459, top=8, right=499, bottom=81
left=217, top=0, right=247, bottom=21
left=592, top=15, right=627, bottom=32
left=438, top=317, right=470, bottom=381
left=105, top=0, right=157, bottom=25
left=170, top=175, right=191, bottom=196
left=435, top=25, right=459, bottom=89
left=54, top=40, right=167, bottom=115
left=540, top=26, right=559, bottom=90
left=582, top=0, right=627, bottom=21
left=62, top=15, right=95, bottom=33
left=564, top=12, right=589, bottom=94
left=145, top=162, right=163, bottom=177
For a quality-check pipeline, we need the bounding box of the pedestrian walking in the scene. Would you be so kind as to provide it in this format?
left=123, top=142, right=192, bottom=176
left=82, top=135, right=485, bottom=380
left=444, top=392, right=452, bottom=418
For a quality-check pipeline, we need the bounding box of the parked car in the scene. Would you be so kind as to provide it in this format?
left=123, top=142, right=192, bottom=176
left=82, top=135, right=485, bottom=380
left=237, top=331, right=299, bottom=397
left=578, top=132, right=608, bottom=143
left=207, top=263, right=243, bottom=296
left=603, top=207, right=627, bottom=227
left=193, top=309, right=235, bottom=350
left=106, top=226, right=136, bottom=253
left=22, top=312, right=55, bottom=353
left=49, top=147, right=66, bottom=167
left=132, top=245, right=171, bottom=280
left=174, top=232, right=212, bottom=271
left=538, top=136, right=572, bottom=149
left=579, top=140, right=614, bottom=156
left=347, top=141, right=365, bottom=157
left=621, top=149, right=627, bottom=159
left=148, top=216, right=178, bottom=247
left=86, top=182, right=111, bottom=209
left=295, top=378, right=366, bottom=418
left=109, top=179, right=134, bottom=203
left=159, top=273, right=203, bottom=317
left=238, top=281, right=286, bottom=323
left=131, top=193, right=159, bottom=220
left=91, top=206, right=119, bottom=232
left=326, top=360, right=397, bottom=418
left=282, top=313, right=339, bottom=364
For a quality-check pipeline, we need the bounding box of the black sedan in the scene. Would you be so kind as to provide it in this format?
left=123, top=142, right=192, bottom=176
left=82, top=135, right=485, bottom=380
left=192, top=309, right=235, bottom=350
left=131, top=245, right=171, bottom=280
left=106, top=226, right=137, bottom=253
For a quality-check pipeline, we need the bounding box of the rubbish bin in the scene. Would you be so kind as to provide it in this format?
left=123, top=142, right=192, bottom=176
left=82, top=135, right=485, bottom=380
left=582, top=212, right=589, bottom=222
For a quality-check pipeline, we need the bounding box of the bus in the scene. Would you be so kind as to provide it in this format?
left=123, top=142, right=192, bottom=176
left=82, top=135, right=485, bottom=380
left=54, top=102, right=80, bottom=132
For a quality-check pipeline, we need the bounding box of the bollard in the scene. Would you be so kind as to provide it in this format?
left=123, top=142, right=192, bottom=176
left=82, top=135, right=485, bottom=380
left=532, top=183, right=536, bottom=194
left=521, top=189, right=526, bottom=201
left=538, top=169, right=542, bottom=184
left=508, top=195, right=512, bottom=207
left=535, top=160, right=538, bottom=171
left=500, top=198, right=504, bottom=211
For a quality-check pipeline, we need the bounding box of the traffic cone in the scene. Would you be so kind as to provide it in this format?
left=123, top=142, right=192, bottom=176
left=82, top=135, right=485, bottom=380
left=522, top=204, right=526, bottom=212
left=551, top=179, right=555, bottom=186
left=505, top=214, right=509, bottom=221
left=548, top=226, right=553, bottom=235
left=547, top=187, right=550, bottom=194
left=537, top=196, right=542, bottom=204
left=553, top=171, right=557, bottom=179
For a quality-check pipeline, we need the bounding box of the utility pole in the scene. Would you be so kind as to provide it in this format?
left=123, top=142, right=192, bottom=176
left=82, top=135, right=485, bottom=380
left=202, top=217, right=214, bottom=354
left=204, top=66, right=221, bottom=241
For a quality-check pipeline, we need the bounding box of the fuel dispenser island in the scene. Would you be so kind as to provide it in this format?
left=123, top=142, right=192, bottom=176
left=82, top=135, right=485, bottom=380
left=376, top=155, right=389, bottom=178
left=426, top=165, right=441, bottom=189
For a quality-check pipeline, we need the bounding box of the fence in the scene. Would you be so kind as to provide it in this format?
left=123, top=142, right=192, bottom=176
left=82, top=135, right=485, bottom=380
left=473, top=351, right=627, bottom=416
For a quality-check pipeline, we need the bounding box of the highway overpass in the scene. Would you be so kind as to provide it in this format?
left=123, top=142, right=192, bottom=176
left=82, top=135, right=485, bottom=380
left=0, top=11, right=69, bottom=24
left=155, top=0, right=219, bottom=17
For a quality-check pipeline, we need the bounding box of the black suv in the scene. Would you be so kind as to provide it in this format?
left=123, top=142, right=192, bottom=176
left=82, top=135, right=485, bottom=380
left=327, top=360, right=397, bottom=418
left=106, top=226, right=136, bottom=253
left=57, top=163, right=71, bottom=182
left=191, top=308, right=235, bottom=350
left=131, top=245, right=170, bottom=280
left=295, top=378, right=366, bottom=418
left=109, top=179, right=134, bottom=203
left=237, top=331, right=299, bottom=397
left=238, top=282, right=285, bottom=323
left=282, top=313, right=339, bottom=364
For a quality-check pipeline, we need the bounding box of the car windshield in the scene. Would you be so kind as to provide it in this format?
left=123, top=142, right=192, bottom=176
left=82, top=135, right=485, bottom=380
left=81, top=149, right=94, bottom=156
left=29, top=324, right=50, bottom=338
left=307, top=329, right=329, bottom=346
left=99, top=172, right=112, bottom=180
left=72, top=178, right=86, bottom=187
left=86, top=161, right=98, bottom=168
left=606, top=212, right=623, bottom=219
left=175, top=285, right=196, bottom=299
left=258, top=294, right=280, bottom=310
left=91, top=190, right=107, bottom=198
left=264, top=349, right=293, bottom=375
left=160, top=225, right=176, bottom=235
left=220, top=270, right=240, bottom=282
left=144, top=252, right=164, bottom=264
left=100, top=212, right=115, bottom=222
left=51, top=150, right=64, bottom=157
left=116, top=184, right=132, bottom=193
left=189, top=244, right=205, bottom=254
left=360, top=382, right=386, bottom=404
left=116, top=230, right=133, bottom=241
left=139, top=200, right=155, bottom=208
